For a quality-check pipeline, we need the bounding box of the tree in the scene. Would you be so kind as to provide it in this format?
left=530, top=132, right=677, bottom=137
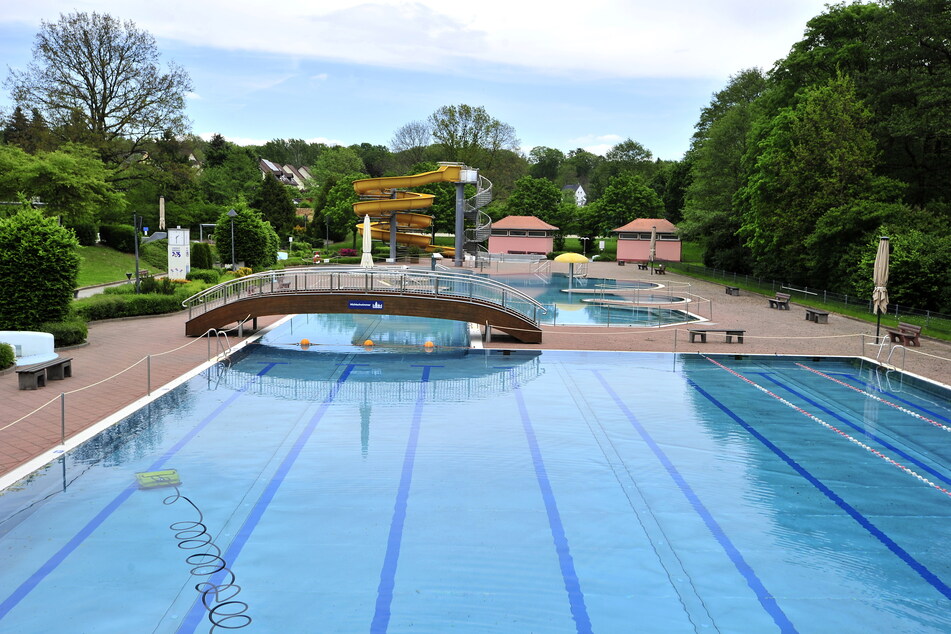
left=528, top=146, right=565, bottom=181
left=390, top=121, right=431, bottom=168
left=590, top=138, right=655, bottom=200
left=588, top=173, right=663, bottom=236
left=680, top=68, right=766, bottom=270
left=6, top=11, right=192, bottom=163
left=214, top=205, right=278, bottom=269
left=204, top=134, right=229, bottom=168
left=428, top=104, right=519, bottom=169
left=0, top=143, right=126, bottom=224
left=737, top=74, right=897, bottom=287
left=311, top=146, right=365, bottom=187
left=318, top=174, right=367, bottom=242
left=251, top=173, right=297, bottom=237
left=349, top=143, right=391, bottom=178
left=0, top=209, right=80, bottom=329
left=505, top=176, right=562, bottom=225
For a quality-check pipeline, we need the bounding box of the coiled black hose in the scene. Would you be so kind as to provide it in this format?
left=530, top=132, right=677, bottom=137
left=163, top=489, right=252, bottom=631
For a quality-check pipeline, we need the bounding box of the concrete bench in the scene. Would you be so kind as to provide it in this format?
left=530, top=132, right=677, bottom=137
left=688, top=329, right=745, bottom=344
left=637, top=262, right=648, bottom=270
left=886, top=322, right=922, bottom=347
left=725, top=286, right=740, bottom=296
left=805, top=308, right=829, bottom=324
left=17, top=357, right=72, bottom=390
left=768, top=293, right=791, bottom=310
left=655, top=264, right=667, bottom=275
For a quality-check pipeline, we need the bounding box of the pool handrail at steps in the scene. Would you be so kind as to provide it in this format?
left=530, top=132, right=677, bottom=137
left=182, top=267, right=548, bottom=343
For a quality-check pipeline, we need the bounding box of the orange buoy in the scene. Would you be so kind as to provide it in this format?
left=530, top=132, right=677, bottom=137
left=363, top=339, right=374, bottom=346
left=423, top=341, right=435, bottom=348
left=300, top=338, right=310, bottom=350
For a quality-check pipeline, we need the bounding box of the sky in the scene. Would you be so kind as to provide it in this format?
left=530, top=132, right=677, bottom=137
left=0, top=0, right=836, bottom=162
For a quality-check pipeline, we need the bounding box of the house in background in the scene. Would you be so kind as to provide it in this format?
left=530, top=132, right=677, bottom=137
left=259, top=159, right=312, bottom=190
left=562, top=184, right=587, bottom=206
left=612, top=218, right=681, bottom=263
left=488, top=215, right=558, bottom=255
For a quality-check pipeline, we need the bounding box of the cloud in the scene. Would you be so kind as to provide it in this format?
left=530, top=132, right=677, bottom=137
left=185, top=91, right=201, bottom=100
left=311, top=73, right=329, bottom=81
left=6, top=1, right=830, bottom=80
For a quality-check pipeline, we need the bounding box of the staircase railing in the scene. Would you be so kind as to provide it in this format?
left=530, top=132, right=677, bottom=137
left=464, top=175, right=493, bottom=254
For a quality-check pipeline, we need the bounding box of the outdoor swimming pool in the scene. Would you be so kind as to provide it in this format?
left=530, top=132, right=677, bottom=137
left=0, top=313, right=949, bottom=633
left=484, top=273, right=702, bottom=326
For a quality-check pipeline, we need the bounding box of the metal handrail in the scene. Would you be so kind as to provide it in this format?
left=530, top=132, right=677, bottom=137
left=183, top=267, right=547, bottom=325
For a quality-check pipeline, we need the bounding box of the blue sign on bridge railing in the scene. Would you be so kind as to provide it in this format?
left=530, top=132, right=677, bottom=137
left=349, top=300, right=384, bottom=310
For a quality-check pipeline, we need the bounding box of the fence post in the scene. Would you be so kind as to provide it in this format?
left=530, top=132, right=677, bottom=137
left=60, top=392, right=66, bottom=445
left=147, top=354, right=152, bottom=395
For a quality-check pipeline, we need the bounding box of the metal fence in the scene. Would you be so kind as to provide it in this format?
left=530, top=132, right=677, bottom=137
left=668, top=262, right=951, bottom=334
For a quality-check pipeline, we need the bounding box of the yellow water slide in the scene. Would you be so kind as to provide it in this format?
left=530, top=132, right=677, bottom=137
left=352, top=165, right=463, bottom=256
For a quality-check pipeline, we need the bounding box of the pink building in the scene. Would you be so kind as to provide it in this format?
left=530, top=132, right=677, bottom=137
left=612, top=218, right=681, bottom=263
left=488, top=216, right=558, bottom=255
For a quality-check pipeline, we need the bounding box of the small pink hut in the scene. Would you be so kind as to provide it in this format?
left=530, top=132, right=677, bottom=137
left=612, top=218, right=681, bottom=263
left=488, top=215, right=558, bottom=255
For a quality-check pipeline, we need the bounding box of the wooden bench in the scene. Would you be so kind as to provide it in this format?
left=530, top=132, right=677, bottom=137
left=16, top=357, right=72, bottom=390
left=688, top=329, right=745, bottom=344
left=637, top=262, right=648, bottom=270
left=886, top=322, right=922, bottom=347
left=768, top=293, right=791, bottom=310
left=804, top=307, right=829, bottom=324
left=725, top=286, right=740, bottom=296
left=655, top=264, right=667, bottom=274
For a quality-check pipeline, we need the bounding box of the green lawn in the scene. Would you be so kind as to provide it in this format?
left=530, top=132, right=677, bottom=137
left=76, top=245, right=146, bottom=286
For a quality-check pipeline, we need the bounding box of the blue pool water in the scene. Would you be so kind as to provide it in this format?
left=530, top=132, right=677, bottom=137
left=1, top=314, right=949, bottom=633
left=484, top=273, right=697, bottom=326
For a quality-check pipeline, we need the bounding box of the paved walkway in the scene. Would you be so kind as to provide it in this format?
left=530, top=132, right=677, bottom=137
left=2, top=263, right=948, bottom=483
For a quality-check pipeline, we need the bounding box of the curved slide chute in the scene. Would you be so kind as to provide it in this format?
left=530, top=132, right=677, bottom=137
left=353, top=165, right=464, bottom=257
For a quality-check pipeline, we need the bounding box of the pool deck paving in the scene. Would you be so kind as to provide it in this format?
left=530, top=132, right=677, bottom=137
left=1, top=262, right=949, bottom=483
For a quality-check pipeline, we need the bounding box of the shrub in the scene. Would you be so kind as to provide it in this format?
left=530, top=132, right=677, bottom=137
left=67, top=223, right=98, bottom=246
left=139, top=276, right=181, bottom=295
left=336, top=257, right=362, bottom=265
left=73, top=293, right=183, bottom=321
left=0, top=209, right=80, bottom=330
left=186, top=268, right=221, bottom=284
left=99, top=224, right=137, bottom=253
left=39, top=317, right=88, bottom=347
left=235, top=266, right=253, bottom=277
left=0, top=342, right=14, bottom=369
left=140, top=239, right=168, bottom=271
left=191, top=241, right=214, bottom=269
left=338, top=248, right=357, bottom=257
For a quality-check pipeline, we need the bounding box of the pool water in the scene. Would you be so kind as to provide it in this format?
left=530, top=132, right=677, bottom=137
left=484, top=273, right=698, bottom=326
left=0, top=314, right=949, bottom=633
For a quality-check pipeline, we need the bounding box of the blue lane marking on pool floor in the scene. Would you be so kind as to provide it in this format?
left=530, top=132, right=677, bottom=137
left=177, top=363, right=365, bottom=634
left=0, top=363, right=280, bottom=622
left=688, top=378, right=951, bottom=603
left=754, top=372, right=951, bottom=486
left=371, top=364, right=439, bottom=633
left=836, top=373, right=951, bottom=424
left=593, top=371, right=798, bottom=634
left=508, top=369, right=593, bottom=634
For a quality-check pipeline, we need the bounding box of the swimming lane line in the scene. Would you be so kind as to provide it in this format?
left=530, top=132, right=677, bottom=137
left=592, top=370, right=797, bottom=634
left=0, top=362, right=283, bottom=621
left=177, top=363, right=363, bottom=633
left=693, top=362, right=951, bottom=601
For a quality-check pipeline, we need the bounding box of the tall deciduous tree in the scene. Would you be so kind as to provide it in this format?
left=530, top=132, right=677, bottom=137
left=589, top=173, right=663, bottom=236
left=528, top=146, right=565, bottom=181
left=737, top=74, right=898, bottom=286
left=6, top=11, right=192, bottom=163
left=505, top=176, right=562, bottom=225
left=428, top=104, right=519, bottom=169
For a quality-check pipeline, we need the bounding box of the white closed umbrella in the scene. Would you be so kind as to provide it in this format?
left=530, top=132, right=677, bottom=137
left=872, top=236, right=889, bottom=341
left=649, top=225, right=657, bottom=275
left=360, top=215, right=374, bottom=268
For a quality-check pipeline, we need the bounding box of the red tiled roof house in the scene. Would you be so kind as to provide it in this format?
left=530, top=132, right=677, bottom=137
left=612, top=218, right=681, bottom=263
left=488, top=215, right=559, bottom=255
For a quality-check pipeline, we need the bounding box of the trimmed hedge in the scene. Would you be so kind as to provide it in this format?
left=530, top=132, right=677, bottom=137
left=73, top=294, right=183, bottom=322
left=186, top=268, right=222, bottom=284
left=39, top=317, right=88, bottom=347
left=0, top=342, right=14, bottom=370
left=99, top=224, right=137, bottom=253
left=191, top=242, right=214, bottom=270
left=67, top=223, right=98, bottom=246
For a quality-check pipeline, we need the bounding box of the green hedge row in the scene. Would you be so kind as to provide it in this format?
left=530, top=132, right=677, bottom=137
left=73, top=294, right=184, bottom=322
left=40, top=317, right=88, bottom=347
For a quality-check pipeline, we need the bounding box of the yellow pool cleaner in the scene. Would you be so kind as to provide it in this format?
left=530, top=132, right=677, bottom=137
left=135, top=469, right=181, bottom=489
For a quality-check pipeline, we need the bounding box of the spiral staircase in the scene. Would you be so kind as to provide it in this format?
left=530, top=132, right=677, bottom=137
left=463, top=173, right=493, bottom=257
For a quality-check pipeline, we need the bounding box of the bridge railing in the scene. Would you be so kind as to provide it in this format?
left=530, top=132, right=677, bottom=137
left=183, top=267, right=548, bottom=325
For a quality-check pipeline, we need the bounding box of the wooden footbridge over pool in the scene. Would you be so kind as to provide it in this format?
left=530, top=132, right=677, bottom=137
left=182, top=267, right=546, bottom=343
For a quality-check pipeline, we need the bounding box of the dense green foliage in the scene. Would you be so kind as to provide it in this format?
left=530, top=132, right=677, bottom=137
left=39, top=316, right=87, bottom=347
left=191, top=242, right=215, bottom=270
left=0, top=342, right=14, bottom=369
left=98, top=224, right=137, bottom=253
left=213, top=206, right=279, bottom=269
left=0, top=209, right=80, bottom=330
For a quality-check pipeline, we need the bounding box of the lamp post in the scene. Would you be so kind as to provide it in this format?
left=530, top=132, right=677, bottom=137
left=227, top=209, right=237, bottom=270
left=132, top=213, right=141, bottom=293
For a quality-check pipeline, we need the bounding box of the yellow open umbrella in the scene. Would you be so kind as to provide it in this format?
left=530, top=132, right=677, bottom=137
left=554, top=252, right=589, bottom=290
